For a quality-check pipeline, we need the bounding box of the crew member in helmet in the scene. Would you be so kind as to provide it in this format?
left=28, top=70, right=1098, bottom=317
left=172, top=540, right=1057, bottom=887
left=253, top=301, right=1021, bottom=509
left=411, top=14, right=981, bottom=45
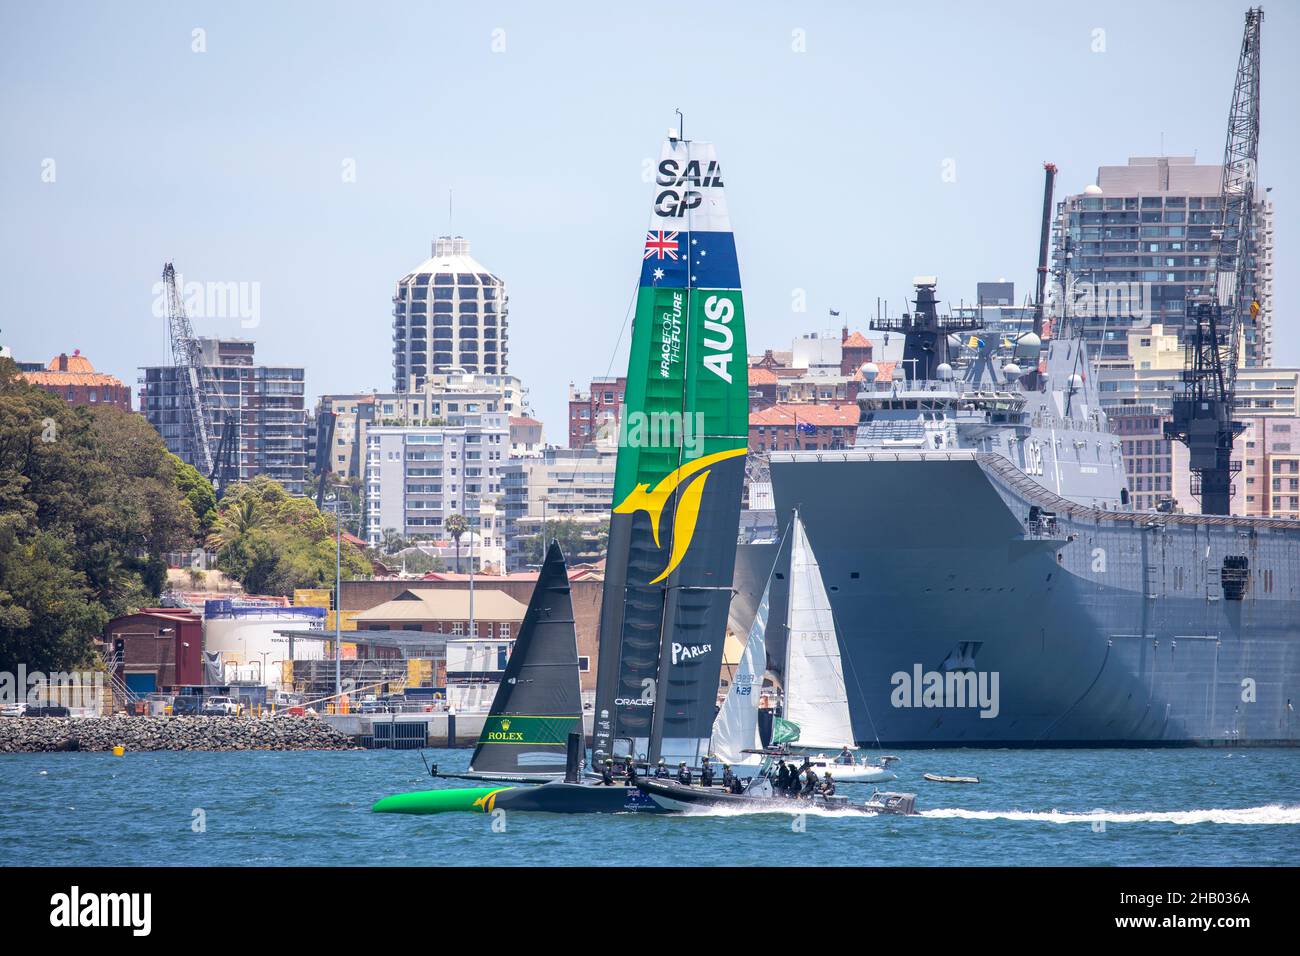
left=700, top=756, right=714, bottom=787
left=676, top=761, right=692, bottom=786
left=653, top=757, right=671, bottom=779
left=600, top=758, right=615, bottom=786
left=820, top=772, right=836, bottom=797
left=721, top=763, right=736, bottom=790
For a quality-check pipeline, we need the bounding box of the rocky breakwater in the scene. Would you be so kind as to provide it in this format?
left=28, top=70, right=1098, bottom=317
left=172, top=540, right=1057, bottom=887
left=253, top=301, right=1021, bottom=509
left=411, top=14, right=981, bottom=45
left=0, top=715, right=359, bottom=753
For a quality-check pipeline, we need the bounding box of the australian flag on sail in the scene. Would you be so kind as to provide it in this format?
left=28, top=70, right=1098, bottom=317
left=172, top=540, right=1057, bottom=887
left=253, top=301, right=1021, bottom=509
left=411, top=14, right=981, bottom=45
left=640, top=230, right=739, bottom=289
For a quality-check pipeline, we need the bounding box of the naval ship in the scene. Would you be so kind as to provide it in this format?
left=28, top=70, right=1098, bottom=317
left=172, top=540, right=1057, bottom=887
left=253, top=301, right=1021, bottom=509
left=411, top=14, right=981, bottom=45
left=740, top=278, right=1299, bottom=747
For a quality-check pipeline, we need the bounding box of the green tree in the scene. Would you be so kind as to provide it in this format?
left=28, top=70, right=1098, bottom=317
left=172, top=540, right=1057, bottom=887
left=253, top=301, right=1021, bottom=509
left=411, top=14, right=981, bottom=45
left=444, top=513, right=468, bottom=572
left=171, top=454, right=217, bottom=535
left=208, top=475, right=371, bottom=596
left=0, top=361, right=198, bottom=670
left=523, top=518, right=608, bottom=565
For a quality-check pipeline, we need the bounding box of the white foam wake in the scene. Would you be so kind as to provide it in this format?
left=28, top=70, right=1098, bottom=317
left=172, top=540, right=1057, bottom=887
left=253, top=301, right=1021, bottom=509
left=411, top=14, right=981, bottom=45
left=920, top=804, right=1300, bottom=826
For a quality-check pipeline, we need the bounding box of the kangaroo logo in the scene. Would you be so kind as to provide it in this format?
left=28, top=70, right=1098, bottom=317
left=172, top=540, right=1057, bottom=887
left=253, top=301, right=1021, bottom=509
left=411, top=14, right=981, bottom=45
left=472, top=788, right=509, bottom=814
left=613, top=447, right=746, bottom=584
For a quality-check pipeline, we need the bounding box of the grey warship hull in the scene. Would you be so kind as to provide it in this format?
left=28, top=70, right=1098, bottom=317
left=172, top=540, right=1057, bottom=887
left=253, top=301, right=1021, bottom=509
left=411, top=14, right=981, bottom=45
left=761, top=449, right=1300, bottom=746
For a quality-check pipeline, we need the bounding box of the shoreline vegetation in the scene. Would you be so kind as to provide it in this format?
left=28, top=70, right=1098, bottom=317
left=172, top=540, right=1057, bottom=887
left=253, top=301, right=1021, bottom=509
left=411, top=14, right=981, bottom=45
left=0, top=715, right=358, bottom=753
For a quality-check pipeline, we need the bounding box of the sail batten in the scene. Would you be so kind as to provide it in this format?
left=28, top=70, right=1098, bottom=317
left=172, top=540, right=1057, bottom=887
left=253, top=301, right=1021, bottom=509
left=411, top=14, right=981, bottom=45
left=592, top=135, right=749, bottom=768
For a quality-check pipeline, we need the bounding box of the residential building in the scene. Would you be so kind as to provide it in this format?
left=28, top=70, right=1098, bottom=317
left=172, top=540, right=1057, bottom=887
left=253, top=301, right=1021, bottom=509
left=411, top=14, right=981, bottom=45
left=140, top=338, right=308, bottom=494
left=568, top=375, right=626, bottom=448
left=316, top=371, right=525, bottom=482
left=500, top=445, right=616, bottom=569
left=748, top=403, right=860, bottom=453
left=23, top=351, right=131, bottom=410
left=1096, top=324, right=1299, bottom=419
left=392, top=236, right=509, bottom=390
left=363, top=413, right=510, bottom=567
left=1053, top=156, right=1274, bottom=367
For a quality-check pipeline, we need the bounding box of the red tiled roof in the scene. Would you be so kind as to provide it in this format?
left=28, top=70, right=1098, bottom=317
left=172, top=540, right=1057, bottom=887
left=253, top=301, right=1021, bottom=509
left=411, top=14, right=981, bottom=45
left=841, top=331, right=872, bottom=349
left=749, top=403, right=860, bottom=428
left=748, top=367, right=779, bottom=386
left=510, top=415, right=543, bottom=426
left=26, top=351, right=126, bottom=389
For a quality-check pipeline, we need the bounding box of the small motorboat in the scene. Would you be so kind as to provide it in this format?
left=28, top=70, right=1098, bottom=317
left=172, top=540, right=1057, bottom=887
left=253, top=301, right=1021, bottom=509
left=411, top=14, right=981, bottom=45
left=804, top=752, right=899, bottom=783
left=923, top=773, right=980, bottom=784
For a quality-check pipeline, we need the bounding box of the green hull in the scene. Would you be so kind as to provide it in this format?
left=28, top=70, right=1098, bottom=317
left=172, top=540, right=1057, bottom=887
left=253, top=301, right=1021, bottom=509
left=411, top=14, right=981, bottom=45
left=372, top=786, right=511, bottom=815
left=372, top=782, right=665, bottom=815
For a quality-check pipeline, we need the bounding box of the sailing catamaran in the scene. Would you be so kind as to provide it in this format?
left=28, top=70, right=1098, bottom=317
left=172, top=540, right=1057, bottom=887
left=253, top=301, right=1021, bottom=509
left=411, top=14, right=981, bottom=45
left=374, top=127, right=750, bottom=815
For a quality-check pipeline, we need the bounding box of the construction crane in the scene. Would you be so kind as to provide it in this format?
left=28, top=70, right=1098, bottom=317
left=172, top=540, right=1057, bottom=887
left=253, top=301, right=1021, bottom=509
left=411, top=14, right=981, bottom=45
left=1164, top=7, right=1263, bottom=515
left=1033, top=162, right=1058, bottom=340
left=163, top=262, right=215, bottom=477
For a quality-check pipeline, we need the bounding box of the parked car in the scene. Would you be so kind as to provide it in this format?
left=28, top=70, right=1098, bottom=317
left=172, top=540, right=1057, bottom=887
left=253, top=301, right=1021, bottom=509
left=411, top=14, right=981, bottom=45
left=201, top=696, right=240, bottom=716
left=0, top=702, right=28, bottom=717
left=171, top=696, right=201, bottom=716
left=23, top=705, right=70, bottom=717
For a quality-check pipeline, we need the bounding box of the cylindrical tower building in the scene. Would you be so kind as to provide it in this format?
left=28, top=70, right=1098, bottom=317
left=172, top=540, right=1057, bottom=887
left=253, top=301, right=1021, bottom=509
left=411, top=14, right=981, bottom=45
left=392, top=236, right=509, bottom=391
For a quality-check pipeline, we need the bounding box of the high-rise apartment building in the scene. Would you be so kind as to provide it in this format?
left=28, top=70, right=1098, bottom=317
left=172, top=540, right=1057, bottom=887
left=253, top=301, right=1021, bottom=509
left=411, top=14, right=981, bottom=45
left=363, top=411, right=509, bottom=557
left=1054, top=156, right=1274, bottom=367
left=392, top=236, right=509, bottom=391
left=140, top=337, right=308, bottom=494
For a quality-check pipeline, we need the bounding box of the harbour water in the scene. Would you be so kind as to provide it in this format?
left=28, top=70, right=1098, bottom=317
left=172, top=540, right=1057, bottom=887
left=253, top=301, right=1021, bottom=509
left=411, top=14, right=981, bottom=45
left=1, top=748, right=1295, bottom=866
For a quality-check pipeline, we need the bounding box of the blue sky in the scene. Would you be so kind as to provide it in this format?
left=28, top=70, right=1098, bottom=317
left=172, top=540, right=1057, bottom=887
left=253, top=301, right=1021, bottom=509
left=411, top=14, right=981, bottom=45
left=2, top=0, right=1296, bottom=435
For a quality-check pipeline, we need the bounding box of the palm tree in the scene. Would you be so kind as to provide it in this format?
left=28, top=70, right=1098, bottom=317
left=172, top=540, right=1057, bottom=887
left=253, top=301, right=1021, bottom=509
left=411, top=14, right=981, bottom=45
left=208, top=497, right=260, bottom=553
left=445, top=513, right=468, bottom=572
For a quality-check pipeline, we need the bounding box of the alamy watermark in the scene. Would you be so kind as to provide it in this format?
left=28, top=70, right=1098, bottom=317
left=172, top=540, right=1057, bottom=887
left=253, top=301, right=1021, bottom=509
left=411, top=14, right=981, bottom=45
left=1, top=666, right=104, bottom=712
left=595, top=403, right=706, bottom=459
left=890, top=664, right=1000, bottom=719
left=1068, top=278, right=1151, bottom=322
left=151, top=273, right=261, bottom=329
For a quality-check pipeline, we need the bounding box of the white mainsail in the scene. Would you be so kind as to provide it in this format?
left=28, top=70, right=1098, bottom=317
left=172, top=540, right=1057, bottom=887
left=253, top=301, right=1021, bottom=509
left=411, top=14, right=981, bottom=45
left=783, top=513, right=854, bottom=750
left=709, top=576, right=768, bottom=767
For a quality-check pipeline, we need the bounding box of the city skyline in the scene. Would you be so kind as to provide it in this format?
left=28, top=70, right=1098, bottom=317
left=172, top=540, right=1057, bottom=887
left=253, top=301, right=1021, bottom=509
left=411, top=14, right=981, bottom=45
left=2, top=0, right=1297, bottom=435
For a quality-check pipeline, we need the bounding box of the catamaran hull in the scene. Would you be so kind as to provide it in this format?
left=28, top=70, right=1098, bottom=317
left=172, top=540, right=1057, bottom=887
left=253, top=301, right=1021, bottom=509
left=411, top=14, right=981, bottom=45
left=634, top=778, right=908, bottom=814
left=761, top=451, right=1300, bottom=747
left=372, top=782, right=666, bottom=815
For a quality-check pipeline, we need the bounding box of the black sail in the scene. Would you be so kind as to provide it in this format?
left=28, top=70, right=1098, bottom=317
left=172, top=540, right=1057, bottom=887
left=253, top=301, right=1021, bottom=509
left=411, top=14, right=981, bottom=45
left=466, top=541, right=583, bottom=780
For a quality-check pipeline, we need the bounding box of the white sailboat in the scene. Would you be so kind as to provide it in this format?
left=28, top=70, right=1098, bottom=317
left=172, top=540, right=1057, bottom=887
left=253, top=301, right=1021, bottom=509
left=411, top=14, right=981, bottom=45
left=782, top=512, right=897, bottom=784
left=709, top=573, right=769, bottom=769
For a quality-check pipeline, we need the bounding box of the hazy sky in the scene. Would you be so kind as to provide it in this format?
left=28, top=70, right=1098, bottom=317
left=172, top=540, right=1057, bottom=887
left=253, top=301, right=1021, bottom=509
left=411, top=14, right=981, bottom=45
left=2, top=0, right=1296, bottom=435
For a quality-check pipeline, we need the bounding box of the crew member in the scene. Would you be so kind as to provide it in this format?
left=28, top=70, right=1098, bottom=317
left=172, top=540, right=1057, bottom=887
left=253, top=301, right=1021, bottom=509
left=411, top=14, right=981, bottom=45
left=801, top=767, right=819, bottom=798
left=700, top=757, right=714, bottom=787
left=624, top=757, right=638, bottom=785
left=677, top=761, right=692, bottom=786
left=838, top=745, right=854, bottom=765
left=600, top=758, right=615, bottom=786
left=721, top=763, right=735, bottom=790
left=820, top=772, right=836, bottom=797
left=654, top=757, right=671, bottom=779
left=729, top=773, right=745, bottom=795
left=776, top=759, right=790, bottom=795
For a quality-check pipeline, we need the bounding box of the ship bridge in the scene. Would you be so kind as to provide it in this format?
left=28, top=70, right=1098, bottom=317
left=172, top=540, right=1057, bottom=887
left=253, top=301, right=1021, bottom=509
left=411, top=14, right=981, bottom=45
left=855, top=377, right=1030, bottom=450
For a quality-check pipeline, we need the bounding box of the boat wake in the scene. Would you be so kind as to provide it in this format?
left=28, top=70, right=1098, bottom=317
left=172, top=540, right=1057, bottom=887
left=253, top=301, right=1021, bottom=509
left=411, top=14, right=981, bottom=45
left=668, top=803, right=1300, bottom=824
left=920, top=804, right=1300, bottom=826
